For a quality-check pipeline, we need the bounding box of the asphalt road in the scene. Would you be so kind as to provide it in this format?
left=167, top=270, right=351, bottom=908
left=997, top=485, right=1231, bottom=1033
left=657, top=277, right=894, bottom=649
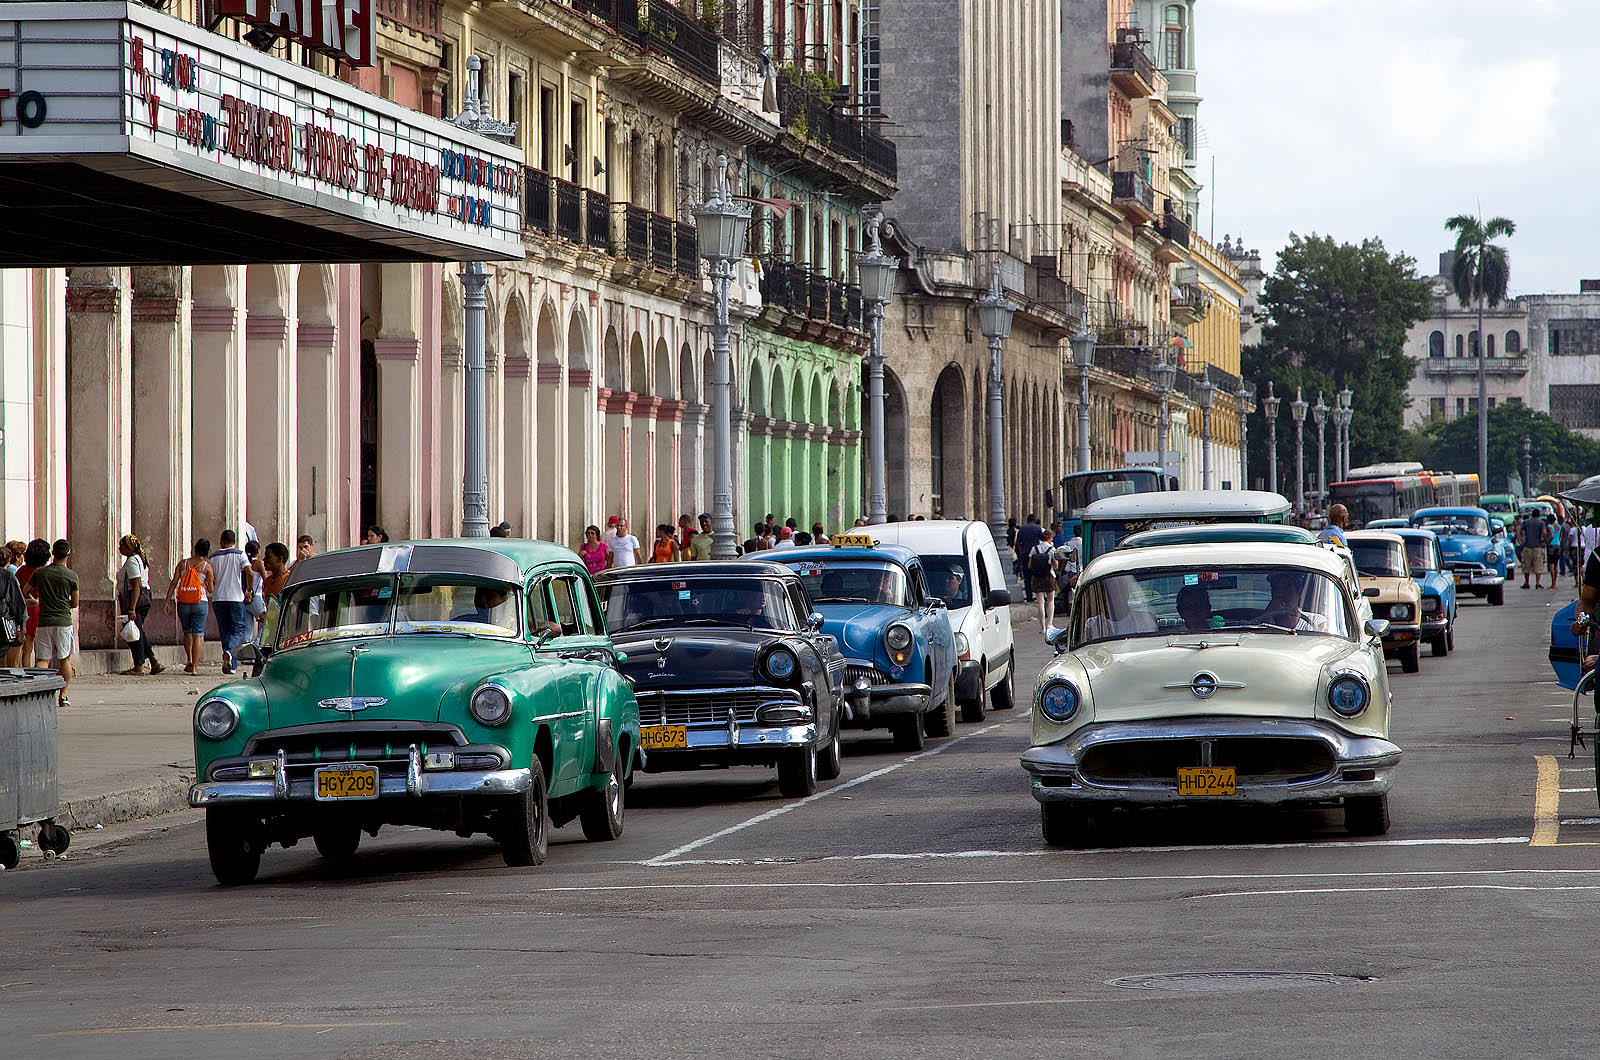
left=3, top=579, right=1595, bottom=1059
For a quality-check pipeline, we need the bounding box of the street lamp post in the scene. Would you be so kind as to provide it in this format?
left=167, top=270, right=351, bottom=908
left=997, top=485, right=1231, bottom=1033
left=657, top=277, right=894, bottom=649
left=1070, top=315, right=1096, bottom=473
left=856, top=212, right=898, bottom=526
left=693, top=154, right=752, bottom=559
left=1262, top=382, right=1280, bottom=497
left=1152, top=353, right=1177, bottom=480
left=1235, top=383, right=1252, bottom=490
left=1290, top=388, right=1308, bottom=513
left=975, top=271, right=1017, bottom=560
left=1521, top=435, right=1533, bottom=496
left=1197, top=379, right=1215, bottom=489
left=1312, top=392, right=1329, bottom=507
left=451, top=55, right=516, bottom=537
left=1337, top=387, right=1353, bottom=482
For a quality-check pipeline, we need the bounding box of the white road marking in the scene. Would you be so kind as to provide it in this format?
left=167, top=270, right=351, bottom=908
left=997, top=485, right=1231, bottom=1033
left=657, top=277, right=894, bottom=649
left=1560, top=788, right=1597, bottom=793
left=640, top=720, right=1009, bottom=866
left=1562, top=818, right=1600, bottom=826
left=1186, top=884, right=1600, bottom=900
left=635, top=835, right=1532, bottom=867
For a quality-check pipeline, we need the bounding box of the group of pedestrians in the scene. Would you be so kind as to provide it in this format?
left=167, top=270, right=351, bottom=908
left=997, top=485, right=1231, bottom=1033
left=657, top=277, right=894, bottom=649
left=1009, top=513, right=1081, bottom=638
left=576, top=512, right=845, bottom=573
left=0, top=538, right=82, bottom=707
left=166, top=529, right=312, bottom=674
left=1519, top=509, right=1591, bottom=590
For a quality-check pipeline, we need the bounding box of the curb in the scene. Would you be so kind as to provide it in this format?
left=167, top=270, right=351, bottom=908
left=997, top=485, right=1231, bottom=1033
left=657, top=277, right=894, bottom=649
left=57, top=773, right=196, bottom=832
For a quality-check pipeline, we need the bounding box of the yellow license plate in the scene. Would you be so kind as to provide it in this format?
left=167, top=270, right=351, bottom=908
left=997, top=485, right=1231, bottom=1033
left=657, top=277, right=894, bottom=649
left=1176, top=766, right=1236, bottom=797
left=641, top=725, right=688, bottom=751
left=314, top=765, right=378, bottom=801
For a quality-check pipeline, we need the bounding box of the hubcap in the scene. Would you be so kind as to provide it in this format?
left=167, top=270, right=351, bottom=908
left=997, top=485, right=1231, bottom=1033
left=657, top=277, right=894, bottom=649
left=607, top=775, right=621, bottom=819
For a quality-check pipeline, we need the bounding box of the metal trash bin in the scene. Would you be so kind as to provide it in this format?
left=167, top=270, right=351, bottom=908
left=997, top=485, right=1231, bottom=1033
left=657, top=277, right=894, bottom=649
left=0, top=668, right=69, bottom=868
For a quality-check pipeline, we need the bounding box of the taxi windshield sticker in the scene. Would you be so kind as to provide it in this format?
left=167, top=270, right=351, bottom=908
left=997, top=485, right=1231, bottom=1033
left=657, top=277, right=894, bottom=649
left=1183, top=573, right=1199, bottom=586
left=678, top=589, right=692, bottom=600
left=793, top=562, right=825, bottom=576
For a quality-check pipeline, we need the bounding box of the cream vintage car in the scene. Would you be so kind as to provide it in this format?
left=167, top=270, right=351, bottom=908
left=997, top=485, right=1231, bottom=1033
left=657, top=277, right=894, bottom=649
left=1020, top=541, right=1401, bottom=846
left=1345, top=530, right=1424, bottom=674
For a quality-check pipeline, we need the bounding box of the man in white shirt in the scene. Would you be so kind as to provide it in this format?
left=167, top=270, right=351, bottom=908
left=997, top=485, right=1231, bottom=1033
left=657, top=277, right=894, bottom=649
left=607, top=518, right=642, bottom=567
left=209, top=529, right=253, bottom=674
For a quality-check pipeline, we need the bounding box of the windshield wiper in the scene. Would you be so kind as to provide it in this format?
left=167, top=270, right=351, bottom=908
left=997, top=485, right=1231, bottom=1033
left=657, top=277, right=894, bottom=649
left=619, top=617, right=678, bottom=631
left=1215, top=622, right=1297, bottom=634
left=621, top=616, right=756, bottom=632
left=811, top=596, right=870, bottom=604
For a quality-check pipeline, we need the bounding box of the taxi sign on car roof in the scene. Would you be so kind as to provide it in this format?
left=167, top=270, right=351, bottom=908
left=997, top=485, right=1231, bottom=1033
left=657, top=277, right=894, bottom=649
left=831, top=533, right=876, bottom=548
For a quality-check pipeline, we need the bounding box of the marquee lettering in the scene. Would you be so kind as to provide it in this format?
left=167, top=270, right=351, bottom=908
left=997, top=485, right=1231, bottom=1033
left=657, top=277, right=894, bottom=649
left=217, top=0, right=376, bottom=69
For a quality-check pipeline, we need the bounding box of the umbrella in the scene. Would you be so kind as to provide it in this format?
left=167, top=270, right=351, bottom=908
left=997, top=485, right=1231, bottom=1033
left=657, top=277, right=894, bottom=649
left=1559, top=480, right=1600, bottom=508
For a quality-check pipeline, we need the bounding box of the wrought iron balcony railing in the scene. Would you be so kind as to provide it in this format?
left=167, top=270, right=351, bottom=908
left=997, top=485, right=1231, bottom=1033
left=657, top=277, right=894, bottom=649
left=1112, top=170, right=1155, bottom=214
left=650, top=214, right=675, bottom=271
left=623, top=204, right=651, bottom=262
left=675, top=222, right=699, bottom=278
left=554, top=178, right=583, bottom=242
left=524, top=168, right=552, bottom=234
left=776, top=79, right=898, bottom=181
left=585, top=189, right=611, bottom=251
left=635, top=1, right=720, bottom=85
left=758, top=257, right=861, bottom=330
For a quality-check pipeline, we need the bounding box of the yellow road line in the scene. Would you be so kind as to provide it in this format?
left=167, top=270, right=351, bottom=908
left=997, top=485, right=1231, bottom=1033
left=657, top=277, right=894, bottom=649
left=43, top=1020, right=409, bottom=1038
left=1533, top=754, right=1561, bottom=846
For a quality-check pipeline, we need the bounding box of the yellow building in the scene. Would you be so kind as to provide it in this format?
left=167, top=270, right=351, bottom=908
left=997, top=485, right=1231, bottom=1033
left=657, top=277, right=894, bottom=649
left=1180, top=233, right=1250, bottom=487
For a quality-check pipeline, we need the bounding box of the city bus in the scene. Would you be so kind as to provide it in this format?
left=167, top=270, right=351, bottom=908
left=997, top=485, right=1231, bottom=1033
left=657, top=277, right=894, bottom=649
left=1055, top=467, right=1177, bottom=541
left=1077, top=490, right=1293, bottom=562
left=1329, top=468, right=1480, bottom=527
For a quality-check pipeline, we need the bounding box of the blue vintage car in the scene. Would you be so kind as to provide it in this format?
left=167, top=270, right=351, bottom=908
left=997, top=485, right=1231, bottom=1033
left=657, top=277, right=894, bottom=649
left=1390, top=527, right=1457, bottom=656
left=1410, top=506, right=1506, bottom=606
left=774, top=537, right=959, bottom=751
left=1364, top=519, right=1409, bottom=530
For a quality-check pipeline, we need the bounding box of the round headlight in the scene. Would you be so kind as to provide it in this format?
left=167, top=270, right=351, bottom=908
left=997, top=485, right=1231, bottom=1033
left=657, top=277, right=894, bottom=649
left=196, top=698, right=238, bottom=740
left=1393, top=603, right=1412, bottom=621
left=885, top=624, right=912, bottom=651
left=1485, top=550, right=1499, bottom=564
left=764, top=646, right=797, bottom=681
left=1421, top=597, right=1439, bottom=614
left=953, top=631, right=970, bottom=658
left=1327, top=674, right=1370, bottom=717
left=1038, top=679, right=1079, bottom=722
left=470, top=685, right=514, bottom=726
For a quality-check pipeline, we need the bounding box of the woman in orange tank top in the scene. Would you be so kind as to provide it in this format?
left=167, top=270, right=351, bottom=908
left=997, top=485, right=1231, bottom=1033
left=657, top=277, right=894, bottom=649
left=651, top=524, right=680, bottom=563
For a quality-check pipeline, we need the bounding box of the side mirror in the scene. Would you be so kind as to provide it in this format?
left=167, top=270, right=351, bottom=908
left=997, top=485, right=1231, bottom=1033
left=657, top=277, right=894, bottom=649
left=984, top=587, right=1012, bottom=610
left=1045, top=626, right=1070, bottom=648
left=927, top=597, right=947, bottom=610
left=1364, top=617, right=1390, bottom=639
left=533, top=625, right=559, bottom=648
left=808, top=611, right=824, bottom=631
left=612, top=649, right=628, bottom=665
left=1362, top=586, right=1381, bottom=598
left=237, top=643, right=258, bottom=663
left=1409, top=569, right=1427, bottom=580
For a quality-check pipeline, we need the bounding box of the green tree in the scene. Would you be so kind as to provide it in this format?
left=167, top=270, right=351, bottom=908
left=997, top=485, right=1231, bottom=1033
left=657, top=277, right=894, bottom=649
left=1444, top=212, right=1516, bottom=488
left=1415, top=403, right=1600, bottom=493
left=1245, top=234, right=1432, bottom=497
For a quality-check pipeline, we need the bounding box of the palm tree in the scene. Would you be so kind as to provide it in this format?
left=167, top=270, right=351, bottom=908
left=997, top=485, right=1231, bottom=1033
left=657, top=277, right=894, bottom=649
left=1445, top=213, right=1515, bottom=488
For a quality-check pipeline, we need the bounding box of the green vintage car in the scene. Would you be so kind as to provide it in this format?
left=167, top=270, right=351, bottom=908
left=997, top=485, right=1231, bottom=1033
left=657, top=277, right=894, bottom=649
left=188, top=540, right=641, bottom=885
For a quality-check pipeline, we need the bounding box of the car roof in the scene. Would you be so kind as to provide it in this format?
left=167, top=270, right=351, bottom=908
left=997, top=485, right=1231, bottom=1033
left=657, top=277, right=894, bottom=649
left=1117, top=524, right=1316, bottom=549
left=778, top=542, right=920, bottom=566
left=855, top=520, right=989, bottom=552
left=1082, top=540, right=1349, bottom=582
left=282, top=539, right=562, bottom=589
left=1346, top=530, right=1406, bottom=545
left=1387, top=527, right=1438, bottom=540
left=1413, top=506, right=1490, bottom=518
left=594, top=560, right=797, bottom=582
left=1079, top=489, right=1291, bottom=519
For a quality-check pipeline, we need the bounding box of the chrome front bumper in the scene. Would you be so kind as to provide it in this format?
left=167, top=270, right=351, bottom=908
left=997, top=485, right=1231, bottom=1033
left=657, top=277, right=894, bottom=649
left=190, top=746, right=532, bottom=807
left=646, top=722, right=817, bottom=755
left=1450, top=566, right=1504, bottom=587
left=1020, top=716, right=1402, bottom=806
left=1381, top=623, right=1421, bottom=645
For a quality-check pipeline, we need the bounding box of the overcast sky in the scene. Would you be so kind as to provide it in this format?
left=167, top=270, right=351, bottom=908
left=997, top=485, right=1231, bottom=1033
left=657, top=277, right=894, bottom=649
left=1197, top=0, right=1578, bottom=295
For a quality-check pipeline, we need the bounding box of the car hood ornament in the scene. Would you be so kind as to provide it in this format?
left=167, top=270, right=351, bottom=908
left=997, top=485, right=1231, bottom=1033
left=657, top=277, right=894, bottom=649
left=320, top=644, right=386, bottom=712
left=653, top=636, right=674, bottom=652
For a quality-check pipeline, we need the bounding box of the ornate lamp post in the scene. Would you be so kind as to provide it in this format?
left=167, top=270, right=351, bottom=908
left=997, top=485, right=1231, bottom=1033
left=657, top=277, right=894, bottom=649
left=1152, top=353, right=1177, bottom=479
left=1312, top=392, right=1329, bottom=507
left=856, top=212, right=898, bottom=526
left=1262, top=382, right=1280, bottom=496
left=975, top=272, right=1017, bottom=561
left=693, top=154, right=752, bottom=559
left=1337, top=387, right=1353, bottom=481
left=1236, top=383, right=1252, bottom=490
left=1521, top=435, right=1533, bottom=496
left=1070, top=314, right=1097, bottom=473
left=1197, top=379, right=1216, bottom=489
left=452, top=55, right=517, bottom=537
left=1290, top=388, right=1308, bottom=513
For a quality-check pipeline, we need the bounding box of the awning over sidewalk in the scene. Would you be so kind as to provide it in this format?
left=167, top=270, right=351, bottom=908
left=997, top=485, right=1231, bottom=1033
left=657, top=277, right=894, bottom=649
left=0, top=3, right=525, bottom=265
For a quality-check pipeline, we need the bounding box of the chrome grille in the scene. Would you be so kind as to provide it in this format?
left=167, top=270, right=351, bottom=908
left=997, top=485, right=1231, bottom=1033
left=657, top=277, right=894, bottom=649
left=847, top=664, right=890, bottom=687
left=1080, top=737, right=1335, bottom=785
left=635, top=687, right=801, bottom=727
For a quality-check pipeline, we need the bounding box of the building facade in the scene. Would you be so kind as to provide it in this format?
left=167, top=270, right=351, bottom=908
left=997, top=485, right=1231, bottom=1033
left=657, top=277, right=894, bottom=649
left=1400, top=256, right=1531, bottom=429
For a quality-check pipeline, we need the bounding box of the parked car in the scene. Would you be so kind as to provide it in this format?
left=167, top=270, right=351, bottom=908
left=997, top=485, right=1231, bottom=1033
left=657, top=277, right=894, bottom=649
left=1077, top=490, right=1292, bottom=562
left=189, top=540, right=641, bottom=885
left=1020, top=541, right=1401, bottom=844
left=1410, top=506, right=1507, bottom=605
left=1489, top=519, right=1517, bottom=580
left=1364, top=518, right=1410, bottom=530
left=1346, top=531, right=1424, bottom=673
left=774, top=537, right=960, bottom=750
left=1389, top=527, right=1457, bottom=657
left=593, top=561, right=846, bottom=797
left=1480, top=492, right=1519, bottom=530
left=862, top=520, right=1016, bottom=721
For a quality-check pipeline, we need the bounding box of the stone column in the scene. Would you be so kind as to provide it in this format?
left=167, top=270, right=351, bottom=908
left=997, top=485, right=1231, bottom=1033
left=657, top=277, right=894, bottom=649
left=438, top=340, right=465, bottom=537
left=190, top=267, right=245, bottom=542
left=681, top=404, right=708, bottom=514
left=297, top=322, right=339, bottom=549
left=375, top=337, right=422, bottom=538
left=246, top=309, right=296, bottom=542
left=130, top=267, right=191, bottom=592
left=31, top=269, right=68, bottom=535
left=656, top=398, right=684, bottom=524
left=566, top=368, right=593, bottom=543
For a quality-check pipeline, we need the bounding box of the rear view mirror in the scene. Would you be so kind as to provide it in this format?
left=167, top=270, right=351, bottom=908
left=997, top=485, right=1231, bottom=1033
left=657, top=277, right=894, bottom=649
left=1045, top=626, right=1070, bottom=647
left=808, top=612, right=825, bottom=630
left=984, top=587, right=1011, bottom=610
left=1364, top=618, right=1390, bottom=639
left=237, top=643, right=257, bottom=663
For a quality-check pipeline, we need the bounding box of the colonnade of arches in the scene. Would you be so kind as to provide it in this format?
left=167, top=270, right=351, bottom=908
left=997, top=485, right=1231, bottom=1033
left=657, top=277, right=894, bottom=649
left=744, top=342, right=861, bottom=533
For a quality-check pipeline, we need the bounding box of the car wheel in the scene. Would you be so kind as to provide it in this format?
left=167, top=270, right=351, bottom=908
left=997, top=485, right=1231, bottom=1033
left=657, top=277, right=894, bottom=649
left=961, top=660, right=987, bottom=724
left=206, top=809, right=263, bottom=886
left=1430, top=629, right=1449, bottom=657
left=816, top=724, right=843, bottom=780
left=579, top=768, right=625, bottom=842
left=1344, top=793, right=1390, bottom=836
left=927, top=670, right=959, bottom=737
left=892, top=710, right=926, bottom=752
left=313, top=824, right=360, bottom=861
left=1041, top=803, right=1092, bottom=847
left=777, top=744, right=818, bottom=797
left=1398, top=642, right=1420, bottom=674
left=990, top=662, right=1016, bottom=711
left=1446, top=625, right=1455, bottom=653
left=36, top=821, right=69, bottom=855
left=500, top=757, right=549, bottom=867
left=1488, top=585, right=1505, bottom=606
left=0, top=832, right=19, bottom=870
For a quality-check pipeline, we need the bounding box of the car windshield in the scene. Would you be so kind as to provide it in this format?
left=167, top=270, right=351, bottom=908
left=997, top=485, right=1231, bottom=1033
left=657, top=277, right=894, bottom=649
left=1349, top=541, right=1407, bottom=579
left=597, top=577, right=794, bottom=633
left=1072, top=566, right=1352, bottom=648
left=781, top=559, right=909, bottom=606
left=1402, top=538, right=1438, bottom=572
left=275, top=575, right=522, bottom=648
left=1416, top=514, right=1488, bottom=536
left=919, top=554, right=972, bottom=608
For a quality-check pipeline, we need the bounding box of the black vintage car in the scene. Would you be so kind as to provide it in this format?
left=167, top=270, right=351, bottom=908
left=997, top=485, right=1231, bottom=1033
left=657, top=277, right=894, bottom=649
left=594, top=561, right=846, bottom=797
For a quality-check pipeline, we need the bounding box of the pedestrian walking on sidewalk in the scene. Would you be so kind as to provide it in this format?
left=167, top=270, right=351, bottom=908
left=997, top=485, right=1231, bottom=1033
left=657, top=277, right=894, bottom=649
left=9, top=538, right=48, bottom=667
left=27, top=539, right=78, bottom=707
left=262, top=541, right=290, bottom=603
left=116, top=533, right=162, bottom=675
left=0, top=557, right=24, bottom=665
left=209, top=529, right=252, bottom=674
left=4, top=539, right=22, bottom=574
left=244, top=539, right=268, bottom=645
left=166, top=538, right=215, bottom=674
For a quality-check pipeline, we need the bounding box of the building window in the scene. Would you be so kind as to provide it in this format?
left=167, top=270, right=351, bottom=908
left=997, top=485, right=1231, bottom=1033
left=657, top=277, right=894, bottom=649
left=1507, top=396, right=1523, bottom=406
left=1454, top=334, right=1464, bottom=358
left=1456, top=397, right=1465, bottom=418
left=861, top=1, right=880, bottom=115
left=1428, top=330, right=1445, bottom=358
left=1468, top=330, right=1480, bottom=357
left=1487, top=396, right=1496, bottom=409
left=1486, top=332, right=1495, bottom=358
left=1428, top=397, right=1445, bottom=420
left=1468, top=397, right=1479, bottom=413
left=507, top=72, right=522, bottom=134
left=1177, top=117, right=1195, bottom=161
left=1163, top=6, right=1185, bottom=70
left=570, top=100, right=585, bottom=184
left=1550, top=320, right=1600, bottom=355
left=539, top=85, right=556, bottom=173
left=1552, top=384, right=1600, bottom=428
left=1506, top=329, right=1522, bottom=353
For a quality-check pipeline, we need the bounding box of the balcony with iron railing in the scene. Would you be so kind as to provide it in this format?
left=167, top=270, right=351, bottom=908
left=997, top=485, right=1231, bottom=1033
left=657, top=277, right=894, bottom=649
left=633, top=1, right=720, bottom=85
left=585, top=189, right=611, bottom=252
left=1109, top=38, right=1157, bottom=98
left=1169, top=281, right=1211, bottom=326
left=376, top=0, right=443, bottom=38
left=1158, top=209, right=1191, bottom=253
left=523, top=174, right=697, bottom=277
left=775, top=79, right=898, bottom=183
left=675, top=223, right=698, bottom=278
left=1424, top=355, right=1530, bottom=376
left=758, top=256, right=862, bottom=331
left=554, top=179, right=584, bottom=243
left=524, top=168, right=552, bottom=234
left=1111, top=169, right=1157, bottom=223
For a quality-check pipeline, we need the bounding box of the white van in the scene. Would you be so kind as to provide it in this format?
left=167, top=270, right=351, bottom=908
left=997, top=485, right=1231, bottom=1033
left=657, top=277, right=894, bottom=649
left=863, top=520, right=1016, bottom=720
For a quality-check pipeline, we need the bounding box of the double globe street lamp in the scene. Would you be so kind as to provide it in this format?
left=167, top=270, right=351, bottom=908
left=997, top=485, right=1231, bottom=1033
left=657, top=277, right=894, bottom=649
left=1197, top=379, right=1215, bottom=490
left=1152, top=352, right=1177, bottom=480
left=1290, top=388, right=1308, bottom=513
left=1236, top=383, right=1253, bottom=491
left=1261, top=382, right=1280, bottom=496
left=856, top=212, right=899, bottom=526
left=1070, top=315, right=1096, bottom=473
left=1336, top=387, right=1353, bottom=482
left=1312, top=391, right=1329, bottom=506
left=975, top=272, right=1017, bottom=558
